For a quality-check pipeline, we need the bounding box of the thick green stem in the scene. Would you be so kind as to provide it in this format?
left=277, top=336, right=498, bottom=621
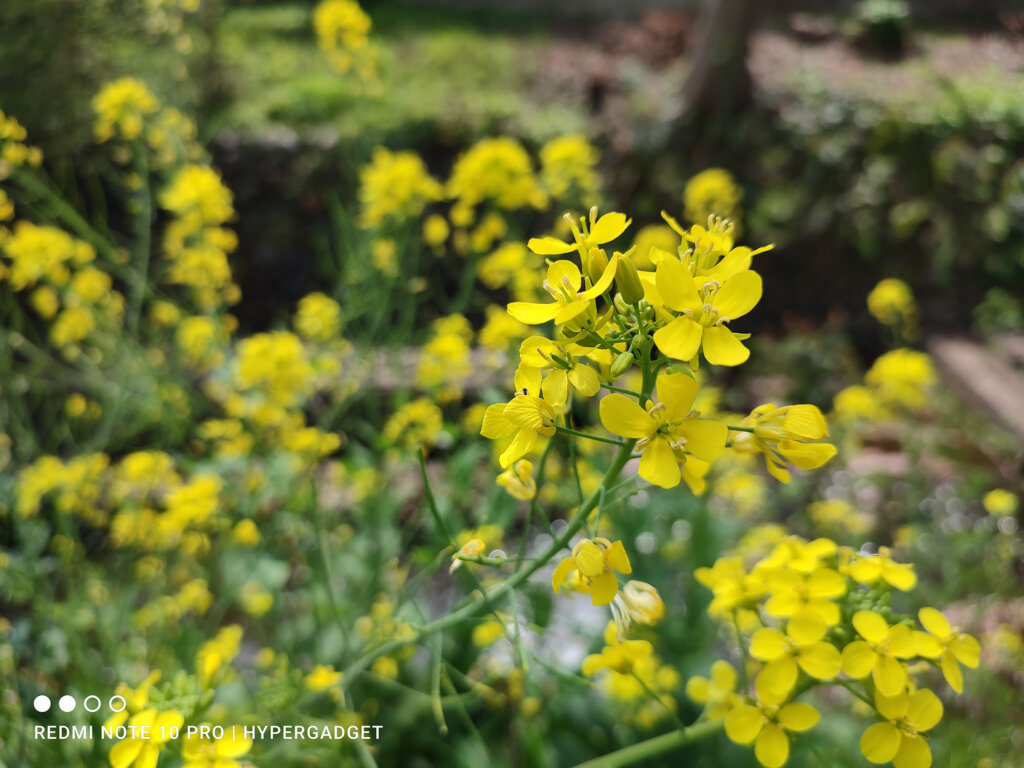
left=569, top=720, right=724, bottom=768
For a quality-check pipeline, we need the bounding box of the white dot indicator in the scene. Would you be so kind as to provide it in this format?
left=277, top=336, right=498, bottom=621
left=83, top=695, right=101, bottom=713
left=33, top=695, right=51, bottom=713
left=109, top=695, right=126, bottom=713
left=58, top=695, right=76, bottom=712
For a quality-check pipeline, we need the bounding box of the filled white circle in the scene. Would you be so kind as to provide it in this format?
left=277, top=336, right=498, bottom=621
left=58, top=695, right=76, bottom=712
left=83, top=695, right=102, bottom=713
left=33, top=695, right=51, bottom=713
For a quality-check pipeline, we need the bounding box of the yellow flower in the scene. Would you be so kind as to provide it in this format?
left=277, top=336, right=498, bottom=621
left=450, top=538, right=486, bottom=573
left=864, top=349, right=935, bottom=410
left=983, top=488, right=1018, bottom=516
left=652, top=255, right=762, bottom=366
left=230, top=519, right=261, bottom=547
left=447, top=137, right=544, bottom=211
left=685, top=660, right=739, bottom=718
left=867, top=278, right=916, bottom=329
left=749, top=619, right=842, bottom=699
left=764, top=567, right=846, bottom=628
left=528, top=210, right=630, bottom=257
left=480, top=392, right=557, bottom=468
left=599, top=373, right=727, bottom=490
left=517, top=336, right=601, bottom=406
left=108, top=709, right=183, bottom=768
left=859, top=688, right=943, bottom=768
left=422, top=213, right=450, bottom=247
left=846, top=548, right=917, bottom=591
left=683, top=168, right=742, bottom=231
left=294, top=292, right=341, bottom=341
left=730, top=403, right=837, bottom=483
left=552, top=537, right=632, bottom=605
left=305, top=664, right=343, bottom=691
left=182, top=727, right=252, bottom=768
left=496, top=460, right=536, bottom=501
left=612, top=580, right=664, bottom=636
left=313, top=0, right=373, bottom=75
left=540, top=134, right=600, bottom=202
left=583, top=620, right=654, bottom=676
left=725, top=674, right=820, bottom=768
left=841, top=611, right=918, bottom=696
left=358, top=147, right=442, bottom=228
left=507, top=253, right=619, bottom=326
left=916, top=607, right=980, bottom=693
left=92, top=78, right=160, bottom=142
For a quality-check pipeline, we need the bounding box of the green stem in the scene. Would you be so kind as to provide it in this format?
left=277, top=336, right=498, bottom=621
left=569, top=720, right=723, bottom=768
left=726, top=425, right=755, bottom=433
left=341, top=438, right=637, bottom=686
left=555, top=425, right=625, bottom=447
left=603, top=385, right=643, bottom=398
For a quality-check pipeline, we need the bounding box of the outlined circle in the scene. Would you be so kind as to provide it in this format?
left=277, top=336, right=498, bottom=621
left=108, top=695, right=127, bottom=713
left=33, top=695, right=51, bottom=713
left=58, top=695, right=77, bottom=712
left=83, top=695, right=102, bottom=713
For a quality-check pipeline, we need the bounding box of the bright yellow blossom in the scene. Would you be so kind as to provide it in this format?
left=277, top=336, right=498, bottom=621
left=496, top=460, right=536, bottom=501
left=599, top=373, right=727, bottom=490
left=552, top=537, right=632, bottom=605
left=480, top=392, right=557, bottom=468
left=860, top=688, right=943, bottom=768
left=725, top=673, right=820, bottom=768
left=730, top=403, right=837, bottom=483
left=841, top=611, right=918, bottom=696
left=508, top=254, right=619, bottom=326
left=749, top=619, right=842, bottom=698
left=109, top=709, right=184, bottom=768
left=846, top=548, right=917, bottom=591
left=686, top=660, right=740, bottom=719
left=182, top=726, right=253, bottom=768
left=916, top=607, right=980, bottom=693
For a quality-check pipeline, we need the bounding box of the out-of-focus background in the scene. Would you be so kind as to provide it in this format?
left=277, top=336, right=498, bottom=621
left=1, top=0, right=1023, bottom=766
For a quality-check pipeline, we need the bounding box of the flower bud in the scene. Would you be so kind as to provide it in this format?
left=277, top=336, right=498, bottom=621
left=587, top=247, right=609, bottom=286
left=614, top=254, right=645, bottom=306
left=610, top=351, right=634, bottom=378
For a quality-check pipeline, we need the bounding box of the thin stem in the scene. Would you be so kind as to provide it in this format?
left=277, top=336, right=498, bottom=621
left=341, top=439, right=637, bottom=686
left=555, top=425, right=625, bottom=447
left=630, top=670, right=686, bottom=731
left=603, top=385, right=643, bottom=398
left=569, top=720, right=724, bottom=768
left=726, top=425, right=755, bottom=434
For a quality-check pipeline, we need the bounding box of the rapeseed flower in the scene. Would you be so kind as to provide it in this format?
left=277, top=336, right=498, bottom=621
left=552, top=537, right=631, bottom=605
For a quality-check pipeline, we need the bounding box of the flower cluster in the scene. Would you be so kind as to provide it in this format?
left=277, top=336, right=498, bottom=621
left=313, top=0, right=375, bottom=78
left=690, top=535, right=979, bottom=768
left=683, top=168, right=743, bottom=234
left=834, top=348, right=937, bottom=422
left=868, top=278, right=918, bottom=339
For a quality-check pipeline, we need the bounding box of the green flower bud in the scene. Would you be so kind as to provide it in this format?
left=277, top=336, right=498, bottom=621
left=614, top=254, right=645, bottom=306
left=587, top=247, right=609, bottom=285
left=610, top=351, right=635, bottom=377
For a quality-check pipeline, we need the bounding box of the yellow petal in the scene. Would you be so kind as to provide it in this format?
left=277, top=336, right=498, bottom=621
left=754, top=723, right=790, bottom=768
left=893, top=734, right=932, bottom=768
left=710, top=660, right=737, bottom=692
left=750, top=628, right=789, bottom=661
left=604, top=540, right=632, bottom=575
left=882, top=561, right=917, bottom=591
left=806, top=568, right=846, bottom=599
left=655, top=372, right=700, bottom=421
left=677, top=419, right=728, bottom=464
left=588, top=569, right=619, bottom=606
left=777, top=702, right=820, bottom=732
left=781, top=404, right=829, bottom=440
left=913, top=631, right=942, bottom=660
left=574, top=540, right=607, bottom=579
left=725, top=704, right=765, bottom=745
left=950, top=634, right=980, bottom=668
left=580, top=252, right=620, bottom=299
left=853, top=611, right=889, bottom=644
left=888, top=625, right=918, bottom=659
left=841, top=641, right=877, bottom=679
left=480, top=403, right=515, bottom=439
left=589, top=212, right=630, bottom=245
left=554, top=298, right=591, bottom=325
left=568, top=364, right=601, bottom=397
left=759, top=658, right=798, bottom=701
left=638, top=436, right=681, bottom=489
left=581, top=653, right=608, bottom=676
left=906, top=688, right=943, bottom=732
left=136, top=743, right=159, bottom=768
left=685, top=676, right=710, bottom=703
left=786, top=608, right=827, bottom=645
left=702, top=325, right=750, bottom=366
left=796, top=642, right=841, bottom=680
left=541, top=369, right=568, bottom=407
left=655, top=255, right=701, bottom=313
left=873, top=655, right=908, bottom=697
left=875, top=690, right=909, bottom=721
left=519, top=336, right=559, bottom=367
left=653, top=316, right=703, bottom=362
left=548, top=259, right=581, bottom=291
left=508, top=301, right=560, bottom=324
left=552, top=557, right=575, bottom=593
left=713, top=270, right=762, bottom=320
left=599, top=393, right=655, bottom=438
left=499, top=428, right=537, bottom=468
left=109, top=739, right=143, bottom=768
left=860, top=722, right=902, bottom=764
left=778, top=440, right=837, bottom=470
left=917, top=608, right=951, bottom=640
left=527, top=236, right=575, bottom=255
left=215, top=732, right=252, bottom=758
